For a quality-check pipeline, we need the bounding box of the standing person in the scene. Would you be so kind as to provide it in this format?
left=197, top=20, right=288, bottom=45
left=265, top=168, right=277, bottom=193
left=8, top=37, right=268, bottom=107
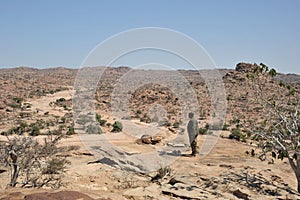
left=187, top=112, right=199, bottom=156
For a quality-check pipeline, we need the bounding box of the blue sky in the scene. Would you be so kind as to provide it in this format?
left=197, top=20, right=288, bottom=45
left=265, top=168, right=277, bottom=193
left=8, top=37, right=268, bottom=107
left=0, top=0, right=299, bottom=74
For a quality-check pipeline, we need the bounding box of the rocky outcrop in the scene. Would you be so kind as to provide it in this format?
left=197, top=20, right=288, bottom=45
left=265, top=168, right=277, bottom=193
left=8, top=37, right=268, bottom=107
left=235, top=62, right=258, bottom=73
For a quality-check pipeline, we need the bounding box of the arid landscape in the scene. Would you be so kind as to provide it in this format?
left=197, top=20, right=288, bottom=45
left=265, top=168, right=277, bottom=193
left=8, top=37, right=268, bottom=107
left=0, top=63, right=300, bottom=200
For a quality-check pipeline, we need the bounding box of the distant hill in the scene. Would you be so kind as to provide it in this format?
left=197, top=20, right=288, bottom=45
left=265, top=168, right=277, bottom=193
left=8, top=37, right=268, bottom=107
left=275, top=73, right=300, bottom=85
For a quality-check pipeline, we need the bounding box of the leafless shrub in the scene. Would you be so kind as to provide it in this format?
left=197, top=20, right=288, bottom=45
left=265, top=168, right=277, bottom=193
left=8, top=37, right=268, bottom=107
left=151, top=166, right=172, bottom=182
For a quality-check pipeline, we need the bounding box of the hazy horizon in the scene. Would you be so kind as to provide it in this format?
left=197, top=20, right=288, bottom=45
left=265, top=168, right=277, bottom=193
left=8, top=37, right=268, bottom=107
left=1, top=64, right=299, bottom=75
left=1, top=0, right=299, bottom=74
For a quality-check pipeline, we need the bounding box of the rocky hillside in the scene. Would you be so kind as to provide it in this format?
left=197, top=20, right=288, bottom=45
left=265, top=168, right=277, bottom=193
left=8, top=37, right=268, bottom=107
left=0, top=63, right=300, bottom=199
left=0, top=64, right=299, bottom=135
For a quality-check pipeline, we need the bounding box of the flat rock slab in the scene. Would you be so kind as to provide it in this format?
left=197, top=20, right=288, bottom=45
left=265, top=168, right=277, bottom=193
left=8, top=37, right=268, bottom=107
left=167, top=143, right=186, bottom=147
left=162, top=183, right=212, bottom=199
left=123, top=185, right=170, bottom=200
left=24, top=191, right=95, bottom=200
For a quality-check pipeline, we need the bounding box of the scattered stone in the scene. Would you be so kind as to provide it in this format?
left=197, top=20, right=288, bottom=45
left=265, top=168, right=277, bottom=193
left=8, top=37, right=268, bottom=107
left=219, top=164, right=234, bottom=169
left=168, top=127, right=176, bottom=133
left=75, top=151, right=94, bottom=156
left=151, top=166, right=171, bottom=182
left=232, top=189, right=249, bottom=200
left=199, top=177, right=210, bottom=182
left=271, top=175, right=282, bottom=183
left=141, top=134, right=152, bottom=144
left=168, top=177, right=184, bottom=185
left=81, top=152, right=94, bottom=156
left=262, top=185, right=281, bottom=196
left=162, top=183, right=210, bottom=199
left=151, top=135, right=162, bottom=144
left=5, top=108, right=13, bottom=112
left=211, top=183, right=218, bottom=189
left=159, top=150, right=181, bottom=156
left=123, top=185, right=170, bottom=200
left=206, top=163, right=215, bottom=166
left=167, top=143, right=186, bottom=147
left=140, top=134, right=162, bottom=144
left=135, top=138, right=143, bottom=144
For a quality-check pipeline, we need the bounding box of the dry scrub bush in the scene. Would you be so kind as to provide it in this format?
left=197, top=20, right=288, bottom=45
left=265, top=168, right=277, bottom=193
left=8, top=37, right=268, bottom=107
left=0, top=134, right=69, bottom=188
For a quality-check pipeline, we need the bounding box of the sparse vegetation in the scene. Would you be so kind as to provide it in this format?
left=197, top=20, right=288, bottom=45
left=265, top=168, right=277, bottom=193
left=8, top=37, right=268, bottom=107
left=140, top=114, right=151, bottom=123
left=1, top=64, right=300, bottom=198
left=111, top=121, right=123, bottom=132
left=236, top=63, right=300, bottom=192
left=172, top=121, right=180, bottom=128
left=0, top=135, right=69, bottom=188
left=199, top=127, right=208, bottom=135
left=151, top=166, right=172, bottom=182
left=96, top=113, right=107, bottom=126
left=30, top=125, right=40, bottom=136
left=66, top=125, right=75, bottom=135
left=229, top=128, right=247, bottom=142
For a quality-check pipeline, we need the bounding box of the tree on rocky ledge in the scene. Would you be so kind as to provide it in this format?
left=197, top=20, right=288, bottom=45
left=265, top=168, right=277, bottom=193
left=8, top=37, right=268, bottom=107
left=0, top=134, right=69, bottom=188
left=235, top=63, right=300, bottom=192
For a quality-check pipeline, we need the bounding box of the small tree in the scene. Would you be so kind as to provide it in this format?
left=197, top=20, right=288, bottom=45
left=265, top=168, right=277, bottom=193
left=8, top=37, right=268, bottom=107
left=0, top=134, right=69, bottom=188
left=236, top=63, right=300, bottom=192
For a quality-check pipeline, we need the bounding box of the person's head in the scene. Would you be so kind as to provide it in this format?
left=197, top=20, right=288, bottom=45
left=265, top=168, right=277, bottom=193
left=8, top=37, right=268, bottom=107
left=188, top=112, right=194, bottom=119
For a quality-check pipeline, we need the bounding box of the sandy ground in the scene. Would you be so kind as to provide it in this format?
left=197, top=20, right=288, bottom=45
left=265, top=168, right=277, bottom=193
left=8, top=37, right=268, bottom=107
left=26, top=89, right=74, bottom=117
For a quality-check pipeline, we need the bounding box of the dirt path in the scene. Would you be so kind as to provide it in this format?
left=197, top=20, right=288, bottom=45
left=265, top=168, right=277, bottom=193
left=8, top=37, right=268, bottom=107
left=26, top=89, right=74, bottom=117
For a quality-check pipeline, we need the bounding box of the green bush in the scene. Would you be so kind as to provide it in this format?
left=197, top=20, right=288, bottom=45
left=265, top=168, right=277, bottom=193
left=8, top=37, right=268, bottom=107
left=222, top=123, right=229, bottom=130
left=173, top=121, right=180, bottom=128
left=205, top=123, right=210, bottom=129
left=112, top=121, right=123, bottom=132
left=96, top=113, right=101, bottom=121
left=96, top=113, right=107, bottom=126
left=30, top=125, right=40, bottom=136
left=66, top=126, right=75, bottom=135
left=229, top=128, right=246, bottom=142
left=43, top=158, right=70, bottom=175
left=56, top=98, right=66, bottom=102
left=199, top=127, right=208, bottom=135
